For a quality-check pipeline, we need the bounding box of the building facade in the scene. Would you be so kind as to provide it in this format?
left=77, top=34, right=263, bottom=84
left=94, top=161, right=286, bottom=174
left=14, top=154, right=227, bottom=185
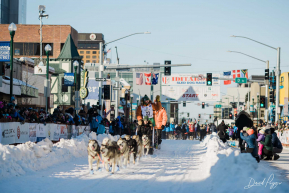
left=0, top=24, right=78, bottom=60
left=77, top=33, right=104, bottom=64
left=0, top=0, right=26, bottom=24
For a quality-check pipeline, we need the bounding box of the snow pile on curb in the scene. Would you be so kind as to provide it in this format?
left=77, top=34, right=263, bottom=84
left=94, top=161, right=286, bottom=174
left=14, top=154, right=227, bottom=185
left=0, top=132, right=119, bottom=179
left=201, top=134, right=289, bottom=192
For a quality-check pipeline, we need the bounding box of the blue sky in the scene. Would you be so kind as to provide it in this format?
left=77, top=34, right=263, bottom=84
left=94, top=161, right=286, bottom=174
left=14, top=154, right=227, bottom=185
left=27, top=0, right=289, bottom=122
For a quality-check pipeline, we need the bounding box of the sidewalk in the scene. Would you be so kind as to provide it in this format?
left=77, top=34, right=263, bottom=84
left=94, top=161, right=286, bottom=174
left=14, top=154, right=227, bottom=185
left=267, top=148, right=289, bottom=180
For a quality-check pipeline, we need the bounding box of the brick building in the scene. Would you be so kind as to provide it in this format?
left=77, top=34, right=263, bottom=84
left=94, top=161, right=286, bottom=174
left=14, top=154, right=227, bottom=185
left=0, top=24, right=78, bottom=59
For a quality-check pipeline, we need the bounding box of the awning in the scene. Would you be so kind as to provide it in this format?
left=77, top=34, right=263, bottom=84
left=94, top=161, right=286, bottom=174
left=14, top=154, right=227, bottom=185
left=1, top=76, right=39, bottom=97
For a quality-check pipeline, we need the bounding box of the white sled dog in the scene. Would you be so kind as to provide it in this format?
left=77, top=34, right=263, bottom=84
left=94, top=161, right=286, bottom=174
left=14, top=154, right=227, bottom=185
left=101, top=137, right=118, bottom=148
left=142, top=134, right=151, bottom=156
left=87, top=140, right=101, bottom=174
left=100, top=145, right=121, bottom=174
left=132, top=135, right=143, bottom=161
left=117, top=137, right=130, bottom=167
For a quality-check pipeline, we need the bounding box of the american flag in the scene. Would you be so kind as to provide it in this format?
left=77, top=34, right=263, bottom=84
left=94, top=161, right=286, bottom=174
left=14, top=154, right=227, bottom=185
left=136, top=73, right=143, bottom=85
left=106, top=48, right=111, bottom=53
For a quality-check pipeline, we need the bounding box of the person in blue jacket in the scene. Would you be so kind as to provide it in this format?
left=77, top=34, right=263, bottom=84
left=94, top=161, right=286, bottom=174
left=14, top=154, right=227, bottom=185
left=116, top=116, right=123, bottom=135
left=165, top=122, right=170, bottom=139
left=240, top=128, right=259, bottom=162
left=90, top=112, right=102, bottom=133
left=169, top=122, right=175, bottom=139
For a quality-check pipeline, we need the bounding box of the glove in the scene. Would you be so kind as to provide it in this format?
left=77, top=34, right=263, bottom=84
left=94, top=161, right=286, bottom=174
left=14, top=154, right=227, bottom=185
left=156, top=95, right=160, bottom=102
left=138, top=120, right=143, bottom=125
left=161, top=125, right=165, bottom=130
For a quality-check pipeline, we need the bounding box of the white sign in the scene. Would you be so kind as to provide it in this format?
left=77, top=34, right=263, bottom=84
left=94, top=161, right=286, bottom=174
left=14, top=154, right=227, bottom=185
left=284, top=97, right=288, bottom=116
left=34, top=65, right=46, bottom=75
left=162, top=74, right=220, bottom=86
left=37, top=124, right=47, bottom=138
left=29, top=123, right=37, bottom=142
left=161, top=86, right=220, bottom=102
left=59, top=125, right=68, bottom=139
left=0, top=123, right=16, bottom=145
left=15, top=123, right=29, bottom=144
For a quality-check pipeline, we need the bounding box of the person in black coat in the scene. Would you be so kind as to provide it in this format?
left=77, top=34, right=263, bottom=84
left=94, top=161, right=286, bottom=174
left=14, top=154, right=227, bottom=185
left=217, top=120, right=228, bottom=143
left=235, top=111, right=253, bottom=151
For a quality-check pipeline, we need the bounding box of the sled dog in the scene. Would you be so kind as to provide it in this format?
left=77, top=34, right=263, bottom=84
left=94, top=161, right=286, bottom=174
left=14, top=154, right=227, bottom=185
left=117, top=137, right=130, bottom=167
left=87, top=140, right=101, bottom=173
left=132, top=135, right=143, bottom=161
left=127, top=138, right=138, bottom=164
left=142, top=134, right=151, bottom=156
left=100, top=145, right=121, bottom=174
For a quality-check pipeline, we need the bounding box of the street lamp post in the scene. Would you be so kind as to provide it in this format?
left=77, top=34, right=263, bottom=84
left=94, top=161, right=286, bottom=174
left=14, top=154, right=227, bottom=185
left=99, top=32, right=151, bottom=118
left=73, top=60, right=79, bottom=115
left=231, top=35, right=280, bottom=124
left=39, top=5, right=49, bottom=61
left=8, top=23, right=17, bottom=101
left=45, top=44, right=52, bottom=113
left=130, top=93, right=134, bottom=125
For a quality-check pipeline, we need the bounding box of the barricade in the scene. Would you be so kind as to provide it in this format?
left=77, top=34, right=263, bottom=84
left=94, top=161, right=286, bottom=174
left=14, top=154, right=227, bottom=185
left=277, top=130, right=289, bottom=147
left=0, top=122, right=91, bottom=145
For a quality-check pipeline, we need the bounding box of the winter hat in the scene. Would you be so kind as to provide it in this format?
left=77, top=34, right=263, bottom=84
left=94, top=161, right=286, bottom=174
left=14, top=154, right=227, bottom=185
left=243, top=127, right=250, bottom=131
left=143, top=116, right=149, bottom=121
left=265, top=129, right=272, bottom=135
left=143, top=95, right=149, bottom=102
left=11, top=96, right=15, bottom=101
left=247, top=129, right=254, bottom=136
left=259, top=129, right=265, bottom=135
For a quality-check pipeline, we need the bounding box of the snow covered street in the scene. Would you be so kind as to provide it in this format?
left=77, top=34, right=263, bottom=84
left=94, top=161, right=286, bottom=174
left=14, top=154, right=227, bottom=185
left=1, top=134, right=289, bottom=193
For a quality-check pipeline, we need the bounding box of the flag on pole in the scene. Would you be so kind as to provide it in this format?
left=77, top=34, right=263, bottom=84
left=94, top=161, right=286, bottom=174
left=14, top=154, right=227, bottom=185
left=241, top=69, right=248, bottom=78
left=223, top=71, right=231, bottom=85
left=144, top=73, right=151, bottom=85
left=136, top=73, right=143, bottom=85
left=106, top=48, right=111, bottom=53
left=152, top=73, right=159, bottom=85
left=232, top=70, right=240, bottom=82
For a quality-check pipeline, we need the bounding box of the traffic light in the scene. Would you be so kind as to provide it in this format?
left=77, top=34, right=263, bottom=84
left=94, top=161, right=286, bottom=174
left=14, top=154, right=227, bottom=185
left=231, top=102, right=237, bottom=108
left=270, top=90, right=275, bottom=103
left=187, top=113, right=189, bottom=117
left=202, top=102, right=205, bottom=109
left=103, top=85, right=110, bottom=100
left=265, top=69, right=269, bottom=80
left=260, top=96, right=265, bottom=108
left=183, top=101, right=186, bottom=107
left=229, top=113, right=232, bottom=119
left=272, top=76, right=276, bottom=88
left=209, top=115, right=211, bottom=119
left=164, top=60, right=171, bottom=76
left=198, top=114, right=201, bottom=118
left=206, top=73, right=212, bottom=86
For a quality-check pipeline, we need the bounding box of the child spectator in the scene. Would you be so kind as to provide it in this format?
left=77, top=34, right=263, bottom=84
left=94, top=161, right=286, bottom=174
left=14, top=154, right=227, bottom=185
left=256, top=129, right=265, bottom=160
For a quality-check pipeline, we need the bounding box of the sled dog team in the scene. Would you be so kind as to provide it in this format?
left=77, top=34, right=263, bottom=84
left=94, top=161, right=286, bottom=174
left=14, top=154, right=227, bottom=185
left=87, top=134, right=151, bottom=174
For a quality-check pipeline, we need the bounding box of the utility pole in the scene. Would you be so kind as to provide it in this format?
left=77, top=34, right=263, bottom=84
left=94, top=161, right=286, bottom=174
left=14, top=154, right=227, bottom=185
left=115, top=46, right=120, bottom=119
left=276, top=48, right=281, bottom=124
left=265, top=60, right=269, bottom=122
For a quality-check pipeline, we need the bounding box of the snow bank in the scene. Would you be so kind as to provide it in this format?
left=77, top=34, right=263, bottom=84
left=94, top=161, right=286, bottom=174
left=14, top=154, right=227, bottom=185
left=0, top=132, right=120, bottom=179
left=201, top=134, right=289, bottom=192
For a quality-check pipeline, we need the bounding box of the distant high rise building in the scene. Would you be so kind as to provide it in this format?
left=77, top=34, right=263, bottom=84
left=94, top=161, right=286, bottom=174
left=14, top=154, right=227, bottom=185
left=0, top=0, right=27, bottom=24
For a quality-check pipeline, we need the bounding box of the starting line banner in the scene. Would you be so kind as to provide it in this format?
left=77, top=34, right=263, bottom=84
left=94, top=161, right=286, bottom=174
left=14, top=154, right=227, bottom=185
left=162, top=74, right=220, bottom=86
left=161, top=85, right=220, bottom=102
left=0, top=123, right=91, bottom=145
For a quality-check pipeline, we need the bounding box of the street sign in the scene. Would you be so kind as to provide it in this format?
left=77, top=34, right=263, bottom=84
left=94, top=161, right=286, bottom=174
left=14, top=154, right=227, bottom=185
left=113, top=87, right=121, bottom=90
left=215, top=104, right=222, bottom=108
left=235, top=77, right=247, bottom=84
left=95, top=78, right=106, bottom=81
